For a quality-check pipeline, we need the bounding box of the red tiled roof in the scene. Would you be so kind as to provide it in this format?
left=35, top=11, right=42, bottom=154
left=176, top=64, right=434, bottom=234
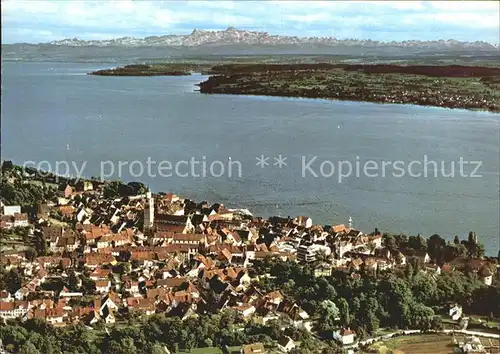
left=84, top=253, right=115, bottom=265
left=172, top=233, right=204, bottom=243
left=332, top=224, right=347, bottom=233
left=95, top=280, right=110, bottom=288
left=340, top=328, right=354, bottom=336
left=58, top=205, right=75, bottom=216
left=0, top=302, right=15, bottom=311
left=91, top=268, right=112, bottom=278
left=156, top=224, right=185, bottom=234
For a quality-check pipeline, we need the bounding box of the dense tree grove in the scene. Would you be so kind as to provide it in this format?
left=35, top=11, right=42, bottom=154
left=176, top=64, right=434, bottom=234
left=253, top=256, right=497, bottom=338
left=0, top=179, right=54, bottom=208
left=1, top=161, right=148, bottom=206
left=0, top=312, right=338, bottom=354
left=0, top=319, right=101, bottom=354
left=102, top=181, right=148, bottom=199
left=1, top=162, right=59, bottom=207
left=383, top=233, right=485, bottom=262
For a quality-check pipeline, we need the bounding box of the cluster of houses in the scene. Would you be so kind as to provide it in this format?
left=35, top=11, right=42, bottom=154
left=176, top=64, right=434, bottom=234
left=0, top=178, right=498, bottom=350
left=0, top=205, right=29, bottom=229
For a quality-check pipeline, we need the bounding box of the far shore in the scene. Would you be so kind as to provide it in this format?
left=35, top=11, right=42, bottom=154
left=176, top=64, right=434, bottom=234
left=88, top=62, right=500, bottom=112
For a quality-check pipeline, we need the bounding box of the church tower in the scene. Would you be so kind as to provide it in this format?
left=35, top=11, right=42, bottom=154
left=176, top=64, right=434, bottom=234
left=144, top=189, right=154, bottom=230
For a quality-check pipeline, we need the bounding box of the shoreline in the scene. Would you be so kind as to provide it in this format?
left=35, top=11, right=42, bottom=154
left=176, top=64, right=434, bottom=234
left=4, top=160, right=497, bottom=257
left=196, top=89, right=500, bottom=114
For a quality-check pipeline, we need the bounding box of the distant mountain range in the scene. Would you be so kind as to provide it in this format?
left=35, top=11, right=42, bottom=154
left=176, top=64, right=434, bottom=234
left=47, top=27, right=497, bottom=50
left=3, top=28, right=498, bottom=63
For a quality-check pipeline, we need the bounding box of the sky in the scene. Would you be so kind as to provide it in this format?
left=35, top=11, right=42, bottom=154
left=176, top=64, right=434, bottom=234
left=1, top=0, right=499, bottom=44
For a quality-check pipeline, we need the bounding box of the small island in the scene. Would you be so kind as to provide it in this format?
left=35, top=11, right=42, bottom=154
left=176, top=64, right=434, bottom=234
left=198, top=63, right=500, bottom=112
left=88, top=63, right=213, bottom=76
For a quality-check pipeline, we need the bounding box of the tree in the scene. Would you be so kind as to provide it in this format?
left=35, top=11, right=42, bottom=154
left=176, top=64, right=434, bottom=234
left=57, top=324, right=100, bottom=354
left=68, top=270, right=79, bottom=291
left=454, top=235, right=460, bottom=245
left=2, top=160, right=14, bottom=171
left=317, top=277, right=337, bottom=300
left=114, top=262, right=131, bottom=275
left=321, top=342, right=343, bottom=354
left=317, top=300, right=340, bottom=332
left=24, top=332, right=58, bottom=354
left=338, top=297, right=350, bottom=327
left=33, top=231, right=48, bottom=256
left=380, top=277, right=414, bottom=328
left=3, top=269, right=22, bottom=294
left=404, top=263, right=414, bottom=281
left=314, top=249, right=332, bottom=265
left=470, top=286, right=500, bottom=318
left=25, top=248, right=37, bottom=262
left=408, top=303, right=434, bottom=330
left=127, top=182, right=147, bottom=196
left=427, top=234, right=445, bottom=262
left=363, top=309, right=380, bottom=335
left=0, top=179, right=46, bottom=207
left=430, top=316, right=443, bottom=330
left=411, top=273, right=437, bottom=304
left=150, top=343, right=167, bottom=354
left=408, top=235, right=427, bottom=252
left=449, top=244, right=468, bottom=260
left=0, top=324, right=29, bottom=351
left=473, top=242, right=485, bottom=259
left=81, top=276, right=96, bottom=295
left=383, top=234, right=397, bottom=251
left=131, top=259, right=140, bottom=270
left=106, top=337, right=137, bottom=354
left=394, top=234, right=409, bottom=248
left=103, top=181, right=123, bottom=199
left=19, top=341, right=42, bottom=354
left=461, top=239, right=485, bottom=259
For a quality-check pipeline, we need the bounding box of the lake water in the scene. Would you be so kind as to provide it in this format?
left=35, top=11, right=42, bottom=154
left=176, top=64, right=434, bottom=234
left=2, top=62, right=499, bottom=255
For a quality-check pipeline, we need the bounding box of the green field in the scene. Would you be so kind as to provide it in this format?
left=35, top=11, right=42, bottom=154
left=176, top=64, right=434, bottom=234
left=367, top=334, right=455, bottom=354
